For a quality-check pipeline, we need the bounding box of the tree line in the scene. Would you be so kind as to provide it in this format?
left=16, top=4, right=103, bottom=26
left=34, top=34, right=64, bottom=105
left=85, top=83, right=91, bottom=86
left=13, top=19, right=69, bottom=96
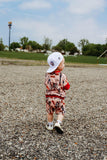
left=0, top=37, right=107, bottom=57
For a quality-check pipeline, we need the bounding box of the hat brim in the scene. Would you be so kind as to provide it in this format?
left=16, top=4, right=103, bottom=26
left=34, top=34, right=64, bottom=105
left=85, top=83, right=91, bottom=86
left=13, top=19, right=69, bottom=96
left=47, top=65, right=58, bottom=73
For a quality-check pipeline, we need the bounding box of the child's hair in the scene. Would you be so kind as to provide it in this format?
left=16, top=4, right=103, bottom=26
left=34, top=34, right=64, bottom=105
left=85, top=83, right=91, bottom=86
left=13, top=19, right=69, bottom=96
left=47, top=52, right=63, bottom=73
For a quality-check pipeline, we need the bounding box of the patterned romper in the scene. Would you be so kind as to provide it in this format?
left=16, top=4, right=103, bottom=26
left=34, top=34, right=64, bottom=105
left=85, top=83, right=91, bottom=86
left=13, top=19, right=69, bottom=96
left=45, top=71, right=70, bottom=115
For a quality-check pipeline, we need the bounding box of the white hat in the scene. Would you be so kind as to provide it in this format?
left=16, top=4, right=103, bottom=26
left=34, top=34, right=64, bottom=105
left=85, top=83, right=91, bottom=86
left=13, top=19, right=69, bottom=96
left=47, top=52, right=63, bottom=73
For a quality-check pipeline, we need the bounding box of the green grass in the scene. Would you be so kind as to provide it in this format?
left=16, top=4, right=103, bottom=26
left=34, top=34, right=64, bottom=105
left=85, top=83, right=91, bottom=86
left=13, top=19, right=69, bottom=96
left=0, top=51, right=107, bottom=64
left=65, top=55, right=107, bottom=64
left=0, top=51, right=47, bottom=61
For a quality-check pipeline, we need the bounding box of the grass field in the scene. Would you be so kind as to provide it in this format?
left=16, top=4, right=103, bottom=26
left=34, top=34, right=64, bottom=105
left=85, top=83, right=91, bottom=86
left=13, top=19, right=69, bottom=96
left=0, top=51, right=107, bottom=64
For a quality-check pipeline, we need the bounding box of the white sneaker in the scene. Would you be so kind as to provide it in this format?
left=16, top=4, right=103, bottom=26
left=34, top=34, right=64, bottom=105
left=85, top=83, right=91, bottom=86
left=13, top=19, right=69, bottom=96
left=46, top=124, right=53, bottom=131
left=54, top=122, right=63, bottom=134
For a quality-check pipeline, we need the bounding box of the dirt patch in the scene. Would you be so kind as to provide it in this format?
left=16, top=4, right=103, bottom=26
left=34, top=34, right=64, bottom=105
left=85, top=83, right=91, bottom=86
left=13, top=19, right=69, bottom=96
left=1, top=57, right=107, bottom=68
left=0, top=65, right=107, bottom=160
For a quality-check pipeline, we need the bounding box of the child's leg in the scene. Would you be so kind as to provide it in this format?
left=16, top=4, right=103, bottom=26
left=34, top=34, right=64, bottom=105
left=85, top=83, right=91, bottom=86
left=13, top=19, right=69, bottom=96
left=46, top=97, right=54, bottom=130
left=47, top=113, right=53, bottom=122
left=56, top=98, right=65, bottom=124
left=57, top=113, right=64, bottom=123
left=55, top=113, right=64, bottom=134
left=46, top=113, right=54, bottom=130
left=54, top=98, right=65, bottom=134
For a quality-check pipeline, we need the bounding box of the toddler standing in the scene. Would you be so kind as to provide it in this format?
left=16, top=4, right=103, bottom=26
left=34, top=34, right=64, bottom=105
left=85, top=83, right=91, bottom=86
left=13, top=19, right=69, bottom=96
left=45, top=52, right=70, bottom=134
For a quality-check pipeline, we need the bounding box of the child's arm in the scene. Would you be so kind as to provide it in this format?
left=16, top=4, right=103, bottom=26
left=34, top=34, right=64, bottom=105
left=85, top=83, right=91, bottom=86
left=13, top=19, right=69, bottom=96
left=62, top=74, right=70, bottom=90
left=63, top=79, right=70, bottom=90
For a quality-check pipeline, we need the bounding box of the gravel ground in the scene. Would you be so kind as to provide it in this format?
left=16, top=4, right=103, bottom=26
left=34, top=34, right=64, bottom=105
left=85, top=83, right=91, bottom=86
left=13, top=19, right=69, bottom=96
left=0, top=65, right=107, bottom=160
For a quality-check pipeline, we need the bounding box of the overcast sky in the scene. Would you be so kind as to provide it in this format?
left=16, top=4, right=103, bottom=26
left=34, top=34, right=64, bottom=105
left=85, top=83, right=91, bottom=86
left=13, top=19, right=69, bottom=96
left=0, top=0, right=107, bottom=47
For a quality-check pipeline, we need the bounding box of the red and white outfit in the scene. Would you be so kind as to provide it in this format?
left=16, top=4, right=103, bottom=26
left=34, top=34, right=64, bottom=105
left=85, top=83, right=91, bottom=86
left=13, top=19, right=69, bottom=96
left=45, top=71, right=70, bottom=115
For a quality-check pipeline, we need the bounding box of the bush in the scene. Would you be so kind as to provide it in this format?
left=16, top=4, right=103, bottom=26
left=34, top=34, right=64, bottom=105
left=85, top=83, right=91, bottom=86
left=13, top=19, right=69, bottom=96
left=0, top=44, right=5, bottom=51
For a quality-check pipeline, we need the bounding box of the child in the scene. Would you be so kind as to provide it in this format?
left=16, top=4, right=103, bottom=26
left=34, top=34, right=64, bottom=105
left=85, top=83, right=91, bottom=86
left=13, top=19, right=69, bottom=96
left=45, top=52, right=70, bottom=134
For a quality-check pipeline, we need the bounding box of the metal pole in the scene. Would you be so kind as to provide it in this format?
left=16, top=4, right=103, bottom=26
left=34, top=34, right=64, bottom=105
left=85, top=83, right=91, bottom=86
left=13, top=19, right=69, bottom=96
left=97, top=50, right=107, bottom=59
left=8, top=22, right=12, bottom=51
left=9, top=26, right=11, bottom=49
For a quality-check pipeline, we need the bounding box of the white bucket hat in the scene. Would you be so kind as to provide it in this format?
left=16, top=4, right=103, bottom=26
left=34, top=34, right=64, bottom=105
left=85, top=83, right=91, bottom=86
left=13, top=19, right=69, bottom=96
left=47, top=52, right=63, bottom=73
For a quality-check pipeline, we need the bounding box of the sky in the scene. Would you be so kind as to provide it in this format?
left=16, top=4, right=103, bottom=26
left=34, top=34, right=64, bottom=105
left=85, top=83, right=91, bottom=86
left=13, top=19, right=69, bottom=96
left=0, top=0, right=107, bottom=47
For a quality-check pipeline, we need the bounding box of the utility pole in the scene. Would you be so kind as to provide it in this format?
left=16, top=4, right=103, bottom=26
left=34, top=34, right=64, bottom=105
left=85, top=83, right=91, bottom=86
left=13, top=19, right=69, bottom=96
left=8, top=21, right=12, bottom=50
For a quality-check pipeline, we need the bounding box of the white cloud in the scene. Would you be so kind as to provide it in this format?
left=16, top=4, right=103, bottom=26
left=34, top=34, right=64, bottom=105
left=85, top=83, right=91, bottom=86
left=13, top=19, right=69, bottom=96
left=13, top=19, right=60, bottom=44
left=67, top=17, right=107, bottom=45
left=1, top=0, right=107, bottom=46
left=19, top=0, right=51, bottom=10
left=64, top=0, right=105, bottom=14
left=12, top=17, right=106, bottom=46
left=13, top=15, right=107, bottom=45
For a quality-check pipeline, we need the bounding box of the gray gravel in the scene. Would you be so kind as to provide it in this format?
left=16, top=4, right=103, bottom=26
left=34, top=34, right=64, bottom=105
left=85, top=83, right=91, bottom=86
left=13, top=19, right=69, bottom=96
left=0, top=65, right=107, bottom=160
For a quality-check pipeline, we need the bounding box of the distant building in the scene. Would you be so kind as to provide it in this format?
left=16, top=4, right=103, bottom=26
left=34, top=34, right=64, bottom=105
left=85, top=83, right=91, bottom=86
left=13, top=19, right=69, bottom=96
left=4, top=46, right=9, bottom=51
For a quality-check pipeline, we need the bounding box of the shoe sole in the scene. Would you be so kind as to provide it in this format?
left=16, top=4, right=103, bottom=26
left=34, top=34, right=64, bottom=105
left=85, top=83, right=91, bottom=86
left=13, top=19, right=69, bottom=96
left=54, top=126, right=63, bottom=134
left=46, top=127, right=53, bottom=131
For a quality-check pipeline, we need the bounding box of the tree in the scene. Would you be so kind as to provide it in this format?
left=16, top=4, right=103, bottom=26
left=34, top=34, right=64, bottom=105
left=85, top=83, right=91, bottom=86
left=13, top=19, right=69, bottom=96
left=69, top=46, right=79, bottom=55
left=0, top=38, right=3, bottom=44
left=52, top=45, right=62, bottom=52
left=53, top=39, right=79, bottom=54
left=82, top=43, right=106, bottom=57
left=20, top=37, right=29, bottom=49
left=0, top=38, right=4, bottom=51
left=28, top=41, right=42, bottom=50
left=10, top=42, right=20, bottom=51
left=56, top=39, right=68, bottom=52
left=65, top=41, right=79, bottom=54
left=78, top=39, right=89, bottom=52
left=42, top=37, right=52, bottom=51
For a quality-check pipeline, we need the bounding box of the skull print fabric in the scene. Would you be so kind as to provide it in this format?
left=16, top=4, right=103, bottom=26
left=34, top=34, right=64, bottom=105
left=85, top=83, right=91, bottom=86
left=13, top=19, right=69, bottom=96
left=46, top=97, right=65, bottom=115
left=45, top=71, right=68, bottom=98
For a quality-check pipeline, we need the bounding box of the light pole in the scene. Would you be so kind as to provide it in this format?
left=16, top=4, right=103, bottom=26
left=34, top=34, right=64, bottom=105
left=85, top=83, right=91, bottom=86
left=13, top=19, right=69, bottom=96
left=8, top=21, right=12, bottom=50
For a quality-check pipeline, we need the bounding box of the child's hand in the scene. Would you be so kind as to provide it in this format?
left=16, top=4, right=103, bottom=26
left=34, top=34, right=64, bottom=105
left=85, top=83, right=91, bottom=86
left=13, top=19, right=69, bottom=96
left=63, top=81, right=70, bottom=90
